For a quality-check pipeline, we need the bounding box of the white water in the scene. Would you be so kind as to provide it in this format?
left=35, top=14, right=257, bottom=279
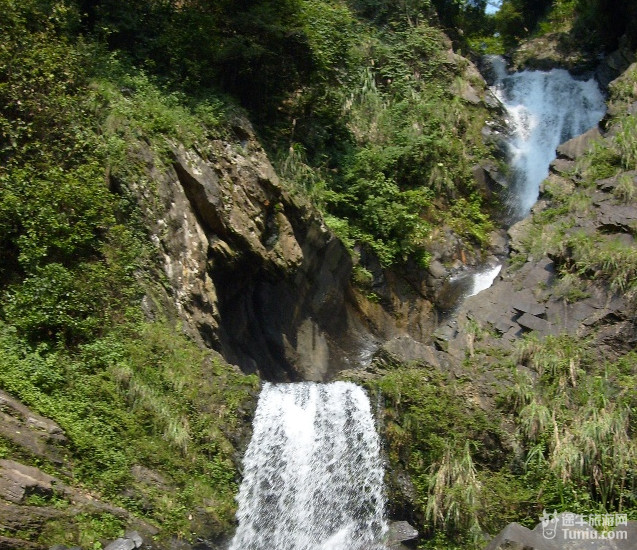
left=467, top=264, right=502, bottom=297
left=229, top=382, right=387, bottom=550
left=456, top=58, right=605, bottom=302
left=488, top=55, right=606, bottom=220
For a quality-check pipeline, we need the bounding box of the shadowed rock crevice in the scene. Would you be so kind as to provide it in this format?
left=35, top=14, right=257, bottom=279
left=124, top=126, right=387, bottom=382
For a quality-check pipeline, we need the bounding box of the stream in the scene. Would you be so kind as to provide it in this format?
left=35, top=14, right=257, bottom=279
left=442, top=56, right=606, bottom=307
left=228, top=59, right=607, bottom=550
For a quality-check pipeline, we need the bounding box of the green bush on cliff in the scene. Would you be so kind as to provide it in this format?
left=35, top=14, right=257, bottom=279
left=366, top=332, right=637, bottom=549
left=502, top=334, right=637, bottom=514
left=366, top=368, right=522, bottom=547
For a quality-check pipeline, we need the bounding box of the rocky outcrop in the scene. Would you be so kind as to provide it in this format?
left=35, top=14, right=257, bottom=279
left=435, top=126, right=636, bottom=363
left=0, top=390, right=67, bottom=467
left=125, top=115, right=473, bottom=381
left=103, top=531, right=144, bottom=550
left=510, top=33, right=596, bottom=73
left=486, top=514, right=637, bottom=550
left=0, top=392, right=165, bottom=549
left=388, top=520, right=419, bottom=548
left=0, top=459, right=159, bottom=543
left=123, top=118, right=383, bottom=381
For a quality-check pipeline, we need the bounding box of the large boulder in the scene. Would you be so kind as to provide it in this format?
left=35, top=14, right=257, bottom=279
left=486, top=514, right=637, bottom=550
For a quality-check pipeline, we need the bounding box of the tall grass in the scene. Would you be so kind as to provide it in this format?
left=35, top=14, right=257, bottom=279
left=426, top=441, right=483, bottom=543
left=508, top=334, right=637, bottom=513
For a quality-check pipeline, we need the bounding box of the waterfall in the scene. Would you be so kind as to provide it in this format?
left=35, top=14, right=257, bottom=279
left=467, top=264, right=502, bottom=297
left=230, top=381, right=387, bottom=550
left=488, top=55, right=606, bottom=220
left=443, top=58, right=606, bottom=306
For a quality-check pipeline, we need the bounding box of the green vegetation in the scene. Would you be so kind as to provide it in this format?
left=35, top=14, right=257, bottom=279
left=0, top=320, right=259, bottom=544
left=1, top=0, right=636, bottom=547
left=365, top=368, right=520, bottom=548
left=363, top=332, right=637, bottom=549
left=0, top=0, right=260, bottom=544
left=360, top=53, right=637, bottom=549
left=504, top=335, right=636, bottom=514
left=72, top=0, right=499, bottom=268
left=489, top=0, right=637, bottom=52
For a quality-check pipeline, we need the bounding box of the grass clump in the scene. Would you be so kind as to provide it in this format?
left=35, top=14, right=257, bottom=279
left=366, top=368, right=518, bottom=549
left=502, top=334, right=637, bottom=514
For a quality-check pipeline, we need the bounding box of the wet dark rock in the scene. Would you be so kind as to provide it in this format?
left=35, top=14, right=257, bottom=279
left=473, top=161, right=509, bottom=197
left=481, top=124, right=510, bottom=158
left=596, top=46, right=636, bottom=89
left=388, top=520, right=419, bottom=547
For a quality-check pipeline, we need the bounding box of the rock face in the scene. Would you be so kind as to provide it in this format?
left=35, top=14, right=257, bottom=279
left=433, top=79, right=637, bottom=362
left=0, top=390, right=67, bottom=466
left=125, top=119, right=382, bottom=381
left=388, top=520, right=419, bottom=548
left=127, top=116, right=470, bottom=381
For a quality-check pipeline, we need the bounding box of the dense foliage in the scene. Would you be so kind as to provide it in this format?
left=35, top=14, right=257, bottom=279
left=492, top=0, right=637, bottom=51
left=0, top=0, right=258, bottom=545
left=1, top=0, right=636, bottom=547
left=362, top=54, right=637, bottom=549
left=364, top=336, right=636, bottom=549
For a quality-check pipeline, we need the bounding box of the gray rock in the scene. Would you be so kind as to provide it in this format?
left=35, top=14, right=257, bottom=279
left=556, top=127, right=601, bottom=160
left=104, top=538, right=136, bottom=550
left=508, top=217, right=533, bottom=253
left=517, top=312, right=551, bottom=334
left=549, top=158, right=575, bottom=176
left=486, top=514, right=637, bottom=550
left=0, top=459, right=58, bottom=503
left=0, top=390, right=67, bottom=466
left=489, top=230, right=509, bottom=256
left=124, top=530, right=143, bottom=548
left=381, top=336, right=441, bottom=367
left=485, top=521, right=556, bottom=550
left=388, top=520, right=419, bottom=545
left=428, top=259, right=448, bottom=280
left=520, top=257, right=555, bottom=289
left=512, top=297, right=545, bottom=316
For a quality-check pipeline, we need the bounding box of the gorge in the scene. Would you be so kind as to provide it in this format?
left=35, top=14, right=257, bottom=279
left=0, top=2, right=636, bottom=549
left=226, top=57, right=615, bottom=550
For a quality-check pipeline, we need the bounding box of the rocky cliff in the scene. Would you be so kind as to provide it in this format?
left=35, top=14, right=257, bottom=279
left=118, top=116, right=374, bottom=381
left=128, top=104, right=501, bottom=382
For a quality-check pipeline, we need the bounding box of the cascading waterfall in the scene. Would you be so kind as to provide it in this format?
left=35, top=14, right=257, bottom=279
left=453, top=57, right=606, bottom=303
left=229, top=381, right=387, bottom=550
left=487, top=55, right=607, bottom=220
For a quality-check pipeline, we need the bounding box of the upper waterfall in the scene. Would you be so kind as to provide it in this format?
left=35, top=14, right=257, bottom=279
left=487, top=55, right=606, bottom=221
left=229, top=382, right=387, bottom=550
